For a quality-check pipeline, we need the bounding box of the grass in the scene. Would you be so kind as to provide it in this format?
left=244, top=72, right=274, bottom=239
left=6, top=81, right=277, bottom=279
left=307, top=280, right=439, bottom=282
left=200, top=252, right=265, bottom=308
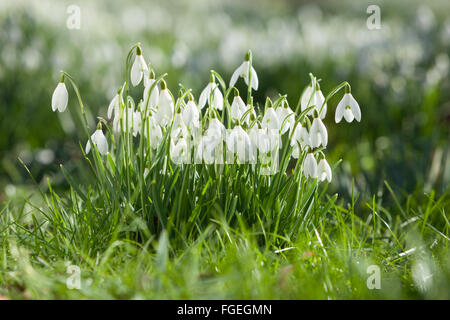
left=0, top=44, right=448, bottom=300
left=1, top=183, right=448, bottom=299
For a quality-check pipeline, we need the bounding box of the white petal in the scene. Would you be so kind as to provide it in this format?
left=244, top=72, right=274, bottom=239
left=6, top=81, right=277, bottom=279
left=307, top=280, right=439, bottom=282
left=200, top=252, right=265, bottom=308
left=318, top=118, right=328, bottom=147
left=143, top=80, right=159, bottom=111
left=250, top=66, right=258, bottom=90
left=348, top=94, right=361, bottom=122
left=85, top=140, right=91, bottom=154
left=130, top=56, right=142, bottom=86
left=343, top=108, right=355, bottom=122
left=107, top=94, right=119, bottom=119
left=335, top=94, right=347, bottom=123
left=300, top=86, right=313, bottom=112
left=95, top=130, right=108, bottom=155
left=229, top=62, right=245, bottom=88
left=213, top=86, right=223, bottom=110
left=310, top=119, right=321, bottom=148
left=52, top=83, right=68, bottom=113
left=316, top=90, right=327, bottom=119
left=198, top=84, right=211, bottom=109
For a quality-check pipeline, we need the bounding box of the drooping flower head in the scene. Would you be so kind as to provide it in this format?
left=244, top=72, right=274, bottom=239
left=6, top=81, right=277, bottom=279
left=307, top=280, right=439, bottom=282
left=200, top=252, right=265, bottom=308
left=276, top=100, right=295, bottom=135
left=199, top=73, right=223, bottom=110
left=130, top=46, right=149, bottom=87
left=226, top=125, right=254, bottom=163
left=310, top=113, right=328, bottom=148
left=261, top=98, right=281, bottom=131
left=229, top=50, right=258, bottom=91
left=317, top=157, right=332, bottom=182
left=300, top=84, right=326, bottom=119
left=142, top=69, right=159, bottom=113
left=335, top=87, right=361, bottom=123
left=182, top=93, right=200, bottom=129
left=155, top=80, right=174, bottom=127
left=51, top=74, right=68, bottom=113
left=303, top=153, right=318, bottom=179
left=86, top=123, right=108, bottom=156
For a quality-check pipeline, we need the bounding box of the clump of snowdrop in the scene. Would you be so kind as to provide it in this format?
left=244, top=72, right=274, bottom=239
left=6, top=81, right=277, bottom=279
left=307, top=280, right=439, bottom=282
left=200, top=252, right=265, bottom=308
left=51, top=45, right=361, bottom=187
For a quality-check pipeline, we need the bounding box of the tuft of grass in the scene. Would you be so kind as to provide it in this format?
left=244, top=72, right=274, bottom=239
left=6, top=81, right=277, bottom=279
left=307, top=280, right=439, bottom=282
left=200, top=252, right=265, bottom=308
left=1, top=184, right=448, bottom=299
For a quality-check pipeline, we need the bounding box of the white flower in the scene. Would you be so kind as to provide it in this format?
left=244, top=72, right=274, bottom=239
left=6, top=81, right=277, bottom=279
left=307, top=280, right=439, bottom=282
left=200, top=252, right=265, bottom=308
left=276, top=104, right=295, bottom=134
left=229, top=60, right=258, bottom=91
left=51, top=82, right=68, bottom=112
left=86, top=128, right=108, bottom=156
left=226, top=125, right=254, bottom=162
left=317, top=158, right=332, bottom=182
left=261, top=107, right=280, bottom=131
left=182, top=100, right=200, bottom=129
left=335, top=93, right=361, bottom=123
left=107, top=93, right=120, bottom=119
left=130, top=48, right=148, bottom=87
left=170, top=137, right=188, bottom=164
left=113, top=107, right=135, bottom=134
left=291, top=123, right=311, bottom=158
left=155, top=86, right=174, bottom=127
left=206, top=118, right=226, bottom=147
left=199, top=81, right=223, bottom=110
left=230, top=96, right=246, bottom=122
left=142, top=79, right=159, bottom=112
left=303, top=153, right=318, bottom=178
left=143, top=115, right=163, bottom=149
left=133, top=111, right=142, bottom=137
left=171, top=113, right=188, bottom=140
left=250, top=128, right=280, bottom=154
left=300, top=86, right=326, bottom=119
left=310, top=117, right=328, bottom=148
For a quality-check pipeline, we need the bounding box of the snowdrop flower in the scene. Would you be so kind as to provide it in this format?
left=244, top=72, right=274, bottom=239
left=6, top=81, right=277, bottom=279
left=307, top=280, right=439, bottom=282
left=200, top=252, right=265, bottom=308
left=133, top=111, right=142, bottom=137
left=170, top=137, right=188, bottom=164
left=143, top=115, right=163, bottom=149
left=230, top=94, right=246, bottom=122
left=250, top=128, right=279, bottom=154
left=262, top=107, right=280, bottom=131
left=317, top=158, right=332, bottom=182
left=335, top=91, right=361, bottom=123
left=290, top=123, right=311, bottom=158
left=130, top=46, right=148, bottom=87
left=155, top=80, right=174, bottom=127
left=206, top=118, right=226, bottom=147
left=300, top=85, right=326, bottom=119
left=51, top=75, right=68, bottom=112
left=171, top=112, right=188, bottom=140
left=261, top=99, right=281, bottom=130
left=86, top=124, right=108, bottom=156
left=226, top=125, right=254, bottom=162
left=303, top=153, right=318, bottom=178
left=113, top=106, right=135, bottom=134
left=142, top=71, right=159, bottom=112
left=199, top=74, right=223, bottom=110
left=229, top=50, right=258, bottom=90
left=107, top=88, right=124, bottom=120
left=276, top=102, right=295, bottom=134
left=196, top=136, right=216, bottom=164
left=107, top=93, right=119, bottom=119
left=310, top=116, right=328, bottom=148
left=182, top=94, right=200, bottom=129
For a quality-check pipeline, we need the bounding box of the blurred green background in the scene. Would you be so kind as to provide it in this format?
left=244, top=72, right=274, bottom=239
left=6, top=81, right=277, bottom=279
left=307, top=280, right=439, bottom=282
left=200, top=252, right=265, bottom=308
left=0, top=0, right=449, bottom=203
